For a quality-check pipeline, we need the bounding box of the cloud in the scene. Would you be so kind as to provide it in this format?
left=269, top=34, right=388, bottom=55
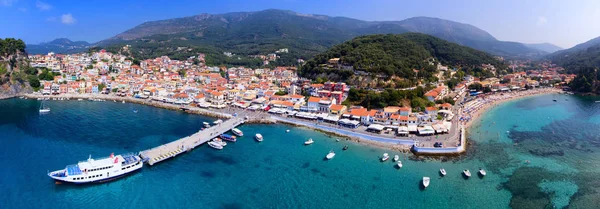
left=0, top=0, right=17, bottom=6
left=35, top=1, right=52, bottom=10
left=18, top=7, right=27, bottom=12
left=536, top=16, right=547, bottom=26
left=61, top=13, right=76, bottom=24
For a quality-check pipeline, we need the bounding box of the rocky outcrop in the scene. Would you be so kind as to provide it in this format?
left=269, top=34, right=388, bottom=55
left=0, top=38, right=32, bottom=99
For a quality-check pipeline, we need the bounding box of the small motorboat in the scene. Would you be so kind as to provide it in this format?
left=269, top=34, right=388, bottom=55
left=207, top=141, right=223, bottom=150
left=440, top=168, right=447, bottom=176
left=342, top=145, right=348, bottom=151
left=133, top=110, right=138, bottom=113
left=304, top=138, right=314, bottom=145
left=479, top=169, right=487, bottom=176
left=213, top=138, right=227, bottom=147
left=336, top=139, right=340, bottom=142
left=232, top=128, right=244, bottom=137
left=286, top=130, right=290, bottom=133
left=220, top=134, right=237, bottom=142
left=396, top=161, right=403, bottom=168
left=393, top=155, right=399, bottom=162
left=122, top=101, right=125, bottom=103
left=255, top=133, right=263, bottom=142
left=326, top=151, right=335, bottom=160
left=39, top=101, right=51, bottom=113
left=203, top=122, right=210, bottom=128
left=381, top=153, right=389, bottom=162
left=422, top=177, right=430, bottom=188
left=463, top=169, right=472, bottom=178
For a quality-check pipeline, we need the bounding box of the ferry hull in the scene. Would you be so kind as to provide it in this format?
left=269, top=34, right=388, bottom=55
left=51, top=168, right=141, bottom=185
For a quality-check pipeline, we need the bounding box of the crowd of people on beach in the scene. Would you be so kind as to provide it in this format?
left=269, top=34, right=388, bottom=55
left=459, top=87, right=561, bottom=128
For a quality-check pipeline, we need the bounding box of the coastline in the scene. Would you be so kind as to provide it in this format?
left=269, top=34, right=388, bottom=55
left=462, top=88, right=562, bottom=130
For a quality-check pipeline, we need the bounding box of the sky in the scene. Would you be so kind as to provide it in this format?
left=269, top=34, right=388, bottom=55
left=1, top=0, right=599, bottom=49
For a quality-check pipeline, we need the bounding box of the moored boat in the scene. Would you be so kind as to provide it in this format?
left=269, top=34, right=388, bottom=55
left=326, top=150, right=335, bottom=160
left=232, top=128, right=244, bottom=137
left=220, top=134, right=237, bottom=142
left=203, top=122, right=210, bottom=128
left=393, top=155, right=399, bottom=162
left=213, top=138, right=227, bottom=147
left=255, top=133, right=263, bottom=142
left=440, top=168, right=447, bottom=176
left=47, top=153, right=143, bottom=184
left=39, top=101, right=50, bottom=113
left=342, top=145, right=348, bottom=150
left=207, top=141, right=223, bottom=150
left=422, top=177, right=430, bottom=188
left=286, top=130, right=290, bottom=133
left=396, top=161, right=403, bottom=168
left=463, top=169, right=471, bottom=178
left=381, top=153, right=389, bottom=162
left=479, top=169, right=487, bottom=176
left=304, top=138, right=314, bottom=145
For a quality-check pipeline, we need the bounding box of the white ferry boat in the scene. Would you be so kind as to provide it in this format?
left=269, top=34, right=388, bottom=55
left=48, top=153, right=142, bottom=184
left=232, top=128, right=244, bottom=137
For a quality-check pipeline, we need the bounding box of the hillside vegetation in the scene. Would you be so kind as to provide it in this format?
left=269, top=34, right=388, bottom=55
left=299, top=33, right=503, bottom=86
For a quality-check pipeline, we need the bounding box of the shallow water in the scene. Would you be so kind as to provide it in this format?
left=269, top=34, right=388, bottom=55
left=1, top=94, right=598, bottom=208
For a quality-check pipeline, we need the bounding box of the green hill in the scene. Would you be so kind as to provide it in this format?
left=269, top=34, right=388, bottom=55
left=299, top=33, right=504, bottom=84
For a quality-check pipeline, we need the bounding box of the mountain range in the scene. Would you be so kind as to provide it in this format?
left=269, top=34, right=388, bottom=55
left=26, top=38, right=92, bottom=55
left=547, top=36, right=600, bottom=71
left=87, top=9, right=553, bottom=62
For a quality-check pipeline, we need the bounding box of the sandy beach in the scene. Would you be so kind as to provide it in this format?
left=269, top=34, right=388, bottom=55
left=460, top=87, right=563, bottom=129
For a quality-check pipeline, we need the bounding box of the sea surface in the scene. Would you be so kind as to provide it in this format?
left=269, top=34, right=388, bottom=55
left=0, top=94, right=599, bottom=209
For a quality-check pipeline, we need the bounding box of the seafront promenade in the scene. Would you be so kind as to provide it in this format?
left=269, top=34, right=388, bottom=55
left=139, top=117, right=245, bottom=165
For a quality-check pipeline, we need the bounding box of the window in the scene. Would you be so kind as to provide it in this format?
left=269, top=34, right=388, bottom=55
left=72, top=178, right=76, bottom=180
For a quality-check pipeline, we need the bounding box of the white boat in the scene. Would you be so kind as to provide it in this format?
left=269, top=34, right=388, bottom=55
left=393, top=155, right=399, bottom=162
left=213, top=138, right=227, bottom=147
left=232, top=128, right=244, bottom=137
left=203, top=122, right=210, bottom=128
left=381, top=153, right=389, bottom=162
left=255, top=134, right=263, bottom=142
left=479, top=169, right=487, bottom=176
left=422, top=177, right=430, bottom=188
left=39, top=101, right=50, bottom=113
left=326, top=151, right=335, bottom=160
left=286, top=130, right=290, bottom=133
left=207, top=141, right=223, bottom=150
left=463, top=169, right=472, bottom=178
left=133, top=110, right=138, bottom=113
left=396, top=161, right=403, bottom=168
left=77, top=98, right=83, bottom=101
left=304, top=138, right=314, bottom=145
left=47, top=153, right=142, bottom=184
left=122, top=101, right=125, bottom=103
left=440, top=168, right=447, bottom=176
left=213, top=119, right=223, bottom=125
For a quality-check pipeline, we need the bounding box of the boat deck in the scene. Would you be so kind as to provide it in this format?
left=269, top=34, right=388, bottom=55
left=139, top=118, right=244, bottom=165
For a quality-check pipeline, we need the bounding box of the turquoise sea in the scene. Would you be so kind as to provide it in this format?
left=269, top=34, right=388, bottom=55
left=0, top=94, right=599, bottom=209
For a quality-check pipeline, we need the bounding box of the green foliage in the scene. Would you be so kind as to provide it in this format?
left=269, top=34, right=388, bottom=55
left=445, top=78, right=460, bottom=90
left=27, top=75, right=40, bottom=88
left=0, top=38, right=26, bottom=57
left=38, top=69, right=60, bottom=81
left=299, top=33, right=503, bottom=82
left=275, top=90, right=288, bottom=96
left=112, top=88, right=118, bottom=93
left=98, top=84, right=106, bottom=91
left=468, top=83, right=483, bottom=91
left=569, top=67, right=597, bottom=93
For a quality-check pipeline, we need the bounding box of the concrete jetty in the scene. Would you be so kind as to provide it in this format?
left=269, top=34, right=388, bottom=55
left=411, top=126, right=466, bottom=156
left=139, top=118, right=245, bottom=165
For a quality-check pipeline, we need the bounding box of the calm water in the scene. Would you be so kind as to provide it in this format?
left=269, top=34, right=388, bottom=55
left=0, top=94, right=598, bottom=209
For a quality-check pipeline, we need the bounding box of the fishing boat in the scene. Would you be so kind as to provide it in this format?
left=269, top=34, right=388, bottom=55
left=463, top=169, right=472, bottom=178
left=479, top=169, right=487, bottom=176
left=213, top=138, right=227, bottom=147
left=47, top=153, right=142, bottom=184
left=203, top=122, right=210, bottom=128
left=326, top=151, right=335, bottom=160
left=393, top=155, right=399, bottom=162
left=255, top=133, right=263, bottom=142
left=232, top=128, right=244, bottom=137
left=342, top=145, right=348, bottom=151
left=39, top=101, right=50, bottom=113
left=381, top=153, right=389, bottom=162
left=440, top=168, right=447, bottom=176
left=207, top=141, right=223, bottom=150
left=422, top=177, right=430, bottom=188
left=220, top=134, right=237, bottom=142
left=396, top=161, right=403, bottom=168
left=304, top=138, right=314, bottom=145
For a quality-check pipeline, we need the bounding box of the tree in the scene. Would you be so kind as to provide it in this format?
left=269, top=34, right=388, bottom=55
left=27, top=75, right=40, bottom=89
left=275, top=90, right=288, bottom=96
left=468, top=83, right=483, bottom=91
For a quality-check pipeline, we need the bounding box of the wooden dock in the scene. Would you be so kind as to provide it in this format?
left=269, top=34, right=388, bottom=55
left=139, top=118, right=245, bottom=165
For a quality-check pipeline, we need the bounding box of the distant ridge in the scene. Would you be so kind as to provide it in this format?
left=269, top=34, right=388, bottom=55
left=27, top=38, right=91, bottom=55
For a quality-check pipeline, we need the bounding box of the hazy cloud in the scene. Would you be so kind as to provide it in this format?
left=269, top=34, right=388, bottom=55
left=35, top=1, right=52, bottom=10
left=18, top=7, right=27, bottom=12
left=0, top=0, right=17, bottom=6
left=61, top=13, right=76, bottom=24
left=46, top=16, right=56, bottom=22
left=536, top=16, right=547, bottom=26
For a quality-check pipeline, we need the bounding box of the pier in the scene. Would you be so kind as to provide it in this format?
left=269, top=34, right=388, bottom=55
left=411, top=126, right=466, bottom=155
left=139, top=118, right=245, bottom=165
